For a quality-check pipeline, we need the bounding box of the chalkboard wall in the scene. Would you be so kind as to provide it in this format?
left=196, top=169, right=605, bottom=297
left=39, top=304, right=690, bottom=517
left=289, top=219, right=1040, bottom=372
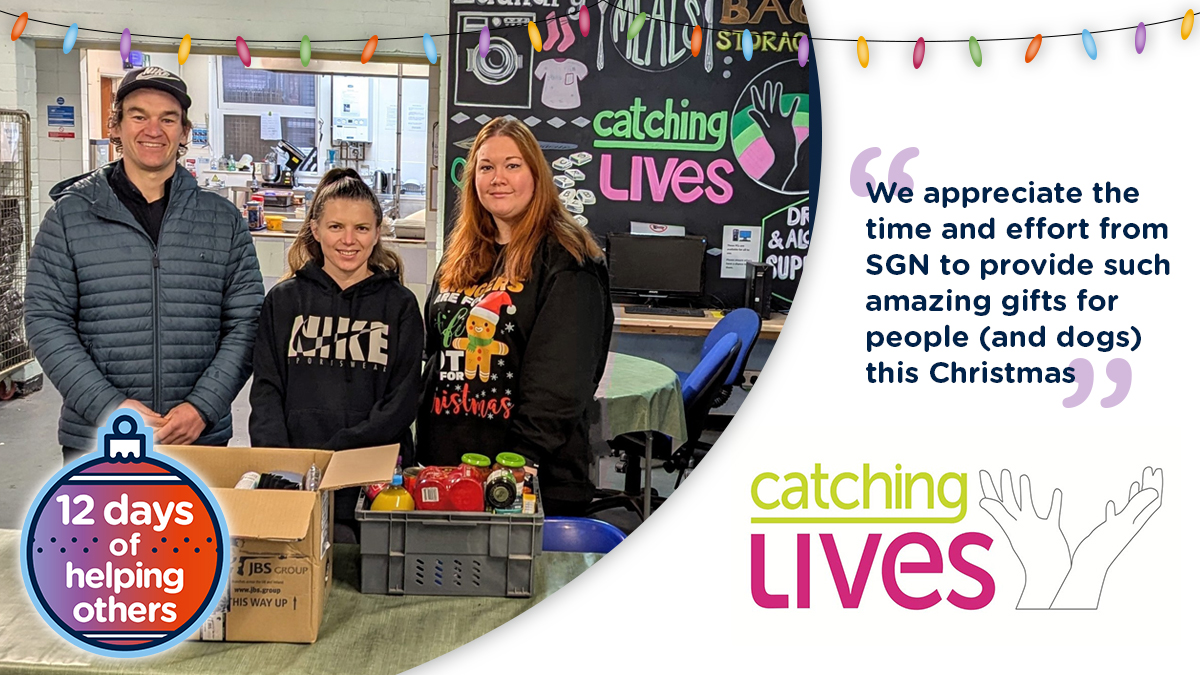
left=444, top=0, right=819, bottom=309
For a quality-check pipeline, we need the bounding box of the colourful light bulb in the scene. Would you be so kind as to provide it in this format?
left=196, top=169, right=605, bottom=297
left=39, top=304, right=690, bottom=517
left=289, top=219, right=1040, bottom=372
left=857, top=36, right=868, bottom=68
left=236, top=36, right=250, bottom=66
left=479, top=24, right=491, bottom=58
left=423, top=33, right=438, bottom=64
left=968, top=35, right=982, bottom=66
left=1184, top=9, right=1194, bottom=39
left=691, top=26, right=702, bottom=57
left=178, top=34, right=191, bottom=64
left=528, top=21, right=542, bottom=52
left=913, top=37, right=925, bottom=69
left=10, top=12, right=28, bottom=41
left=63, top=23, right=78, bottom=54
left=1025, top=34, right=1042, bottom=62
left=742, top=29, right=753, bottom=60
left=1082, top=29, right=1097, bottom=59
left=798, top=34, right=810, bottom=67
left=580, top=5, right=590, bottom=38
left=361, top=35, right=378, bottom=64
left=120, top=29, right=131, bottom=61
left=1135, top=22, right=1147, bottom=53
left=629, top=12, right=647, bottom=40
left=300, top=35, right=311, bottom=67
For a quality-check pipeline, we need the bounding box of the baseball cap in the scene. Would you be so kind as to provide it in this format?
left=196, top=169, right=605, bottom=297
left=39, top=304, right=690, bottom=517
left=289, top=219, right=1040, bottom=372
left=115, top=66, right=192, bottom=111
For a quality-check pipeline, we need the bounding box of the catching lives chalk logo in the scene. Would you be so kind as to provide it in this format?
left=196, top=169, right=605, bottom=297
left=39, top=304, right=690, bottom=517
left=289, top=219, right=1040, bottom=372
left=749, top=463, right=1162, bottom=610
left=20, top=410, right=230, bottom=656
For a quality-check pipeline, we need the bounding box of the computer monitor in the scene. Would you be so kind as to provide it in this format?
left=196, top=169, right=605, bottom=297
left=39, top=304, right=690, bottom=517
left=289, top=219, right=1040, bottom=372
left=606, top=233, right=707, bottom=299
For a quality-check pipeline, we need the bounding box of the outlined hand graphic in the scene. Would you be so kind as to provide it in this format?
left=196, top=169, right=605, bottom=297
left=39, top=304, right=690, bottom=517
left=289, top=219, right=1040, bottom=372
left=747, top=80, right=802, bottom=190
left=1052, top=467, right=1163, bottom=609
left=978, top=470, right=1071, bottom=609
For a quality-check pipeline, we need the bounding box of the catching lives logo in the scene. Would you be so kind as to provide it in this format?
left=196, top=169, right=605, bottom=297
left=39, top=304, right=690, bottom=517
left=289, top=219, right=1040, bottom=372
left=748, top=463, right=1163, bottom=610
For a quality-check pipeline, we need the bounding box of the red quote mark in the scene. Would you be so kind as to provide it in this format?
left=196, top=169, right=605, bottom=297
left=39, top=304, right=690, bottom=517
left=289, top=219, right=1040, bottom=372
left=1063, top=358, right=1132, bottom=408
left=850, top=147, right=920, bottom=197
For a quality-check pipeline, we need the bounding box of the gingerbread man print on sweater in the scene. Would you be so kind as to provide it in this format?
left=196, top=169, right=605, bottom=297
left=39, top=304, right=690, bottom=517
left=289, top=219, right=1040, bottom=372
left=451, top=290, right=515, bottom=382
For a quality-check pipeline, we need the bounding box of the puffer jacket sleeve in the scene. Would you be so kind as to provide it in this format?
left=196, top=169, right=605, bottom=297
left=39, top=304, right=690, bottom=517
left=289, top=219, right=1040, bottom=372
left=24, top=205, right=127, bottom=424
left=184, top=215, right=264, bottom=426
left=248, top=291, right=289, bottom=447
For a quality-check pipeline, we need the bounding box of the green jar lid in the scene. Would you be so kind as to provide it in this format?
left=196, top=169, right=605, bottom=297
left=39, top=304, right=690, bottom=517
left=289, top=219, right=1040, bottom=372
left=496, top=452, right=526, bottom=469
left=461, top=453, right=491, bottom=468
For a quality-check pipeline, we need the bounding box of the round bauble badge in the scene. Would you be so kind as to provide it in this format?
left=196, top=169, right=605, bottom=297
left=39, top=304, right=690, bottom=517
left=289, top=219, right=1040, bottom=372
left=20, top=409, right=230, bottom=657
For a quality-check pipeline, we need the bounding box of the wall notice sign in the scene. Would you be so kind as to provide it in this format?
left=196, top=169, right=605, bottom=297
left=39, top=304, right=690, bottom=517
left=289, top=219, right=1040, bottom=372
left=1, top=122, right=20, bottom=161
left=721, top=225, right=763, bottom=279
left=404, top=103, right=425, bottom=132
left=48, top=130, right=76, bottom=139
left=47, top=105, right=75, bottom=127
left=260, top=112, right=282, bottom=140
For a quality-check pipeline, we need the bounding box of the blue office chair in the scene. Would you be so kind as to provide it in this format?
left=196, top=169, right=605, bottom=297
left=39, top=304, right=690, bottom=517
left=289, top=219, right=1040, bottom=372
left=587, top=334, right=742, bottom=521
left=676, top=308, right=762, bottom=406
left=543, top=517, right=627, bottom=554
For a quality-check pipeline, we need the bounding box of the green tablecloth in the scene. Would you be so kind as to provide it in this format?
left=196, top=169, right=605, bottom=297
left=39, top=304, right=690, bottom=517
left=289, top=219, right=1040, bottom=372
left=0, top=530, right=598, bottom=674
left=594, top=352, right=688, bottom=450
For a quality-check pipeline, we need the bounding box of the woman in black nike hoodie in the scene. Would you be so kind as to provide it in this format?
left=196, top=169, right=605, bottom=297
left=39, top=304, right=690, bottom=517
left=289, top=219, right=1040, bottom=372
left=249, top=169, right=423, bottom=532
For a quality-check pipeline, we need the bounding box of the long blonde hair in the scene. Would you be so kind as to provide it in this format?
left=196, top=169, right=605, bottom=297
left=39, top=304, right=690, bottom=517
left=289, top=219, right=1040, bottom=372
left=284, top=168, right=404, bottom=281
left=438, top=118, right=601, bottom=291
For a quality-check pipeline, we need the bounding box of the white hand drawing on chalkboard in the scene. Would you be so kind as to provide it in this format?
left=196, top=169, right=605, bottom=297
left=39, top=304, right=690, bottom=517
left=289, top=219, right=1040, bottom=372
left=535, top=59, right=588, bottom=110
left=747, top=81, right=803, bottom=193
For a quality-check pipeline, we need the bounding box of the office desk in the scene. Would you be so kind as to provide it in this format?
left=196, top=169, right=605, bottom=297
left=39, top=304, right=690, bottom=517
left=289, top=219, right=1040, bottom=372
left=613, top=305, right=787, bottom=339
left=0, top=530, right=598, bottom=674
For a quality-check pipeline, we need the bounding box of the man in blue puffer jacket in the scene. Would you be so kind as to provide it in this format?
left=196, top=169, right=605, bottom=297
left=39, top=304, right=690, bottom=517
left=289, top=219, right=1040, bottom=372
left=24, top=67, right=263, bottom=464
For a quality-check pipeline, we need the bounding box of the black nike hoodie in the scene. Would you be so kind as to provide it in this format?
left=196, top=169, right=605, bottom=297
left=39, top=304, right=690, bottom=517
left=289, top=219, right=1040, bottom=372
left=249, top=261, right=424, bottom=460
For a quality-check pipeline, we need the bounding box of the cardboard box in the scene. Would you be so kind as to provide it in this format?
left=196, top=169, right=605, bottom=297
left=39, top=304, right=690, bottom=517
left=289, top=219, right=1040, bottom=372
left=159, top=443, right=398, bottom=644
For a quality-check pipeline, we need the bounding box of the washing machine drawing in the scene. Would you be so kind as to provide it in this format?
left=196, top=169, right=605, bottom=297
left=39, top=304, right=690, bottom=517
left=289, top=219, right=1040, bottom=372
left=454, top=12, right=536, bottom=110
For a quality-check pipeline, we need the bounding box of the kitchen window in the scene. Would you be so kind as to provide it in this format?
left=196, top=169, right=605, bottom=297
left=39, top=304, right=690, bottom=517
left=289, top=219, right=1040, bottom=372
left=215, top=56, right=318, bottom=162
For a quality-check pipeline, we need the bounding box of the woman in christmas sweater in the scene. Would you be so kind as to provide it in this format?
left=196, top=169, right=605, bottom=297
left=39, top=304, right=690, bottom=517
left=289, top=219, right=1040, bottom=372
left=250, top=169, right=423, bottom=531
left=419, top=118, right=613, bottom=516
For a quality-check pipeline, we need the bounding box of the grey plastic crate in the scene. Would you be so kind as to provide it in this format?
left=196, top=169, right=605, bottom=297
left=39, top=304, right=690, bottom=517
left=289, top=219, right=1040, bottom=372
left=355, top=492, right=543, bottom=597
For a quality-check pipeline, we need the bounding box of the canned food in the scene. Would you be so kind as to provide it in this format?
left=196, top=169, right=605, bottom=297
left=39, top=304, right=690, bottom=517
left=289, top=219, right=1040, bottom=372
left=235, top=471, right=260, bottom=490
left=245, top=202, right=264, bottom=231
left=403, top=466, right=422, bottom=496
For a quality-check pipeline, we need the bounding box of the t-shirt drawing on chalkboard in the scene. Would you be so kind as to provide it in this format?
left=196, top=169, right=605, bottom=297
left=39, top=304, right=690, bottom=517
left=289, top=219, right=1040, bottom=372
left=534, top=58, right=588, bottom=110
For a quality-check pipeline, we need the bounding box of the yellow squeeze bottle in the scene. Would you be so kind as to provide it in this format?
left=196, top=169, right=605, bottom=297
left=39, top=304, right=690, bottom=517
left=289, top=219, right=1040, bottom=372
left=371, top=475, right=415, bottom=511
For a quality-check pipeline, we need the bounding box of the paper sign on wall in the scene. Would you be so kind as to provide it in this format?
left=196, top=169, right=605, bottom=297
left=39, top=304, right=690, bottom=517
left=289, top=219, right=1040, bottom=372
left=1, top=122, right=20, bottom=161
left=260, top=112, right=282, bottom=140
left=721, top=225, right=762, bottom=278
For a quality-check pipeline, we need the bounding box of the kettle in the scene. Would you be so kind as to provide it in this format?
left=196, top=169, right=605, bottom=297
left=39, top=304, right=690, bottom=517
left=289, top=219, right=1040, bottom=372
left=373, top=170, right=395, bottom=194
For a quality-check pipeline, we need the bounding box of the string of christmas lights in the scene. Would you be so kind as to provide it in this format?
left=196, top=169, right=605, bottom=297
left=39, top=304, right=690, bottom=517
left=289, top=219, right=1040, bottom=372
left=3, top=5, right=1194, bottom=70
